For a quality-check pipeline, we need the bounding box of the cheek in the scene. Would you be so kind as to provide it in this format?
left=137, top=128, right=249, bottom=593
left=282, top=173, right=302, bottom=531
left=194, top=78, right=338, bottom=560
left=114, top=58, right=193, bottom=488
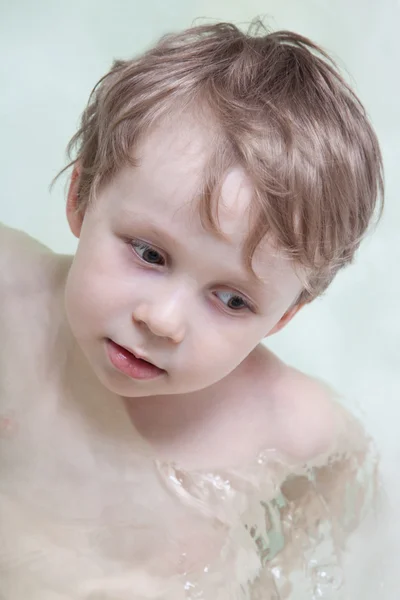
left=189, top=326, right=260, bottom=374
left=64, top=263, right=91, bottom=335
left=64, top=253, right=121, bottom=333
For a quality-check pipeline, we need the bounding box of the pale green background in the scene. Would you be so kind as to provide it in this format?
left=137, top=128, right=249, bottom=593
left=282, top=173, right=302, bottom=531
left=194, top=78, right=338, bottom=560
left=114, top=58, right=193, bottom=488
left=0, top=0, right=399, bottom=593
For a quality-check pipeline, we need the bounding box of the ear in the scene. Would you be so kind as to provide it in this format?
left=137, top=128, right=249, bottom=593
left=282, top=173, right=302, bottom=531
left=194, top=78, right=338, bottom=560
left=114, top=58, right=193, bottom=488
left=265, top=301, right=307, bottom=337
left=66, top=163, right=84, bottom=239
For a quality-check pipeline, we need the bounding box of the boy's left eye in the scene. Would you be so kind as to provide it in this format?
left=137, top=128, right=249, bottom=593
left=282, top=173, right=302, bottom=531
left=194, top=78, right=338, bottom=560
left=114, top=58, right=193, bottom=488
left=130, top=240, right=252, bottom=311
left=214, top=290, right=251, bottom=311
left=131, top=240, right=165, bottom=266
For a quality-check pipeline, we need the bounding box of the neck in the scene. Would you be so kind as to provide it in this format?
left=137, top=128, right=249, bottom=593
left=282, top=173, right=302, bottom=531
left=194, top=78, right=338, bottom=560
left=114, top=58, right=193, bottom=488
left=123, top=382, right=227, bottom=444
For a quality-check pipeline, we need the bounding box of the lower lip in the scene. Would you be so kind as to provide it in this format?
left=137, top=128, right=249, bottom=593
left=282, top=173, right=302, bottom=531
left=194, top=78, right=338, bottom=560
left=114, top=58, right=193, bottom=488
left=106, top=339, right=165, bottom=380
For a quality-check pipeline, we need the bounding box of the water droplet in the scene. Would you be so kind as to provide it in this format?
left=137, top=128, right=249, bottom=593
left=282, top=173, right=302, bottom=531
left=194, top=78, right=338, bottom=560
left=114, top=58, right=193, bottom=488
left=310, top=563, right=344, bottom=599
left=184, top=579, right=204, bottom=599
left=184, top=580, right=195, bottom=591
left=271, top=566, right=282, bottom=580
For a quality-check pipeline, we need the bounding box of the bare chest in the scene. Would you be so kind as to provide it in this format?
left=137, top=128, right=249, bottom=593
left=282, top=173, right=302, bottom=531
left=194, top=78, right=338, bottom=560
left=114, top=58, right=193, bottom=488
left=0, top=365, right=236, bottom=598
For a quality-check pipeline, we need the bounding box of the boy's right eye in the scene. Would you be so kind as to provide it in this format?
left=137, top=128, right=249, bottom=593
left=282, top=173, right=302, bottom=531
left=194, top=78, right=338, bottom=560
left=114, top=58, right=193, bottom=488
left=131, top=240, right=166, bottom=266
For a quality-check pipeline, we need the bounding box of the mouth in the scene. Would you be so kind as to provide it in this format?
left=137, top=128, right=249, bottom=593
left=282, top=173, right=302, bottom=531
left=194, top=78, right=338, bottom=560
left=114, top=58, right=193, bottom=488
left=105, top=339, right=165, bottom=381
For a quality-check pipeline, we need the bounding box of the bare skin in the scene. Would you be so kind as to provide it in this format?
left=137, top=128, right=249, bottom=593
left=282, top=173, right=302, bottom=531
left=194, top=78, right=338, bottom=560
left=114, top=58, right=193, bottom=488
left=0, top=106, right=371, bottom=600
left=0, top=223, right=367, bottom=600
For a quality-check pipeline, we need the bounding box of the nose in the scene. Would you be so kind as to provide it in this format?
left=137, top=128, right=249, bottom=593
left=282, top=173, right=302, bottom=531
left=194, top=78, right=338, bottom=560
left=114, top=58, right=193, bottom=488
left=132, top=289, right=187, bottom=344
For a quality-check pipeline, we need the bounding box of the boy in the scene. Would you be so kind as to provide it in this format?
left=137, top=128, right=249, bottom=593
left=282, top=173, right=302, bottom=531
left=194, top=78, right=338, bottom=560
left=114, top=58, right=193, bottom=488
left=0, top=20, right=383, bottom=599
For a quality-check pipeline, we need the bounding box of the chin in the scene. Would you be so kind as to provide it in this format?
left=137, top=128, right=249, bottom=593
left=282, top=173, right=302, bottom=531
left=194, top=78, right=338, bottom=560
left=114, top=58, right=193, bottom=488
left=95, top=371, right=161, bottom=397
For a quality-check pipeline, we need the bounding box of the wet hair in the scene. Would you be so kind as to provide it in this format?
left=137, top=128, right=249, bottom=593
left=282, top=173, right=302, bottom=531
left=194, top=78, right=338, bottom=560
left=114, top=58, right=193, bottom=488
left=55, top=18, right=384, bottom=304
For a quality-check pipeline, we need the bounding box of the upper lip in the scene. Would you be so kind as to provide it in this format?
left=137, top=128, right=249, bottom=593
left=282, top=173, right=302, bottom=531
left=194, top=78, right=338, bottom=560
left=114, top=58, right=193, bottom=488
left=113, top=340, right=163, bottom=370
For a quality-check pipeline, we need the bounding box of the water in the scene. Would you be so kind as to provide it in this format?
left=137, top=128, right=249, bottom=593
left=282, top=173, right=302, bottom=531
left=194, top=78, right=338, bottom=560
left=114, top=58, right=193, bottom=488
left=150, top=437, right=381, bottom=600
left=0, top=398, right=382, bottom=599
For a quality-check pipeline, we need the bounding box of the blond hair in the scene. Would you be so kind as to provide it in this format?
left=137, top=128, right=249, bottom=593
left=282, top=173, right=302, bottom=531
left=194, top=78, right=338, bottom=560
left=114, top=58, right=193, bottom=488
left=57, top=19, right=384, bottom=304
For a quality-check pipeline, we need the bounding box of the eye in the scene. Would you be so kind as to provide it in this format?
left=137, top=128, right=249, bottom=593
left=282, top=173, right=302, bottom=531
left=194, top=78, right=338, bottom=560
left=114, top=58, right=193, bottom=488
left=131, top=240, right=165, bottom=266
left=214, top=290, right=251, bottom=311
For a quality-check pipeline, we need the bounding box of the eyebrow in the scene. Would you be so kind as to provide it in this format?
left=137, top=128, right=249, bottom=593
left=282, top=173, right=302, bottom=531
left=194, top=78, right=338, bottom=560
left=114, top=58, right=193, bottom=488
left=128, top=220, right=183, bottom=253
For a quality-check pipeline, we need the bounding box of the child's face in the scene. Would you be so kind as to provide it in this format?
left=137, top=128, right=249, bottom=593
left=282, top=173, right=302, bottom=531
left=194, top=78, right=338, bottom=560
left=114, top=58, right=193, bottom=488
left=65, top=114, right=304, bottom=398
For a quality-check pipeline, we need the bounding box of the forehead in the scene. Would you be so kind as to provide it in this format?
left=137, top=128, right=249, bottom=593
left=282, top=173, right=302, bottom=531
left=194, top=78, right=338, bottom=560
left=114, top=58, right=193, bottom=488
left=133, top=113, right=253, bottom=239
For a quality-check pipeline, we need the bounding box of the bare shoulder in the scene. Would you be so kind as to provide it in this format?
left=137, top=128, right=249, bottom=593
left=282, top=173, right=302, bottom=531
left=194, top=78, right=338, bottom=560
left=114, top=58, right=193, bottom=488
left=0, top=223, right=67, bottom=347
left=0, top=222, right=54, bottom=294
left=250, top=346, right=362, bottom=465
left=0, top=224, right=72, bottom=406
left=0, top=221, right=51, bottom=254
left=244, top=349, right=377, bottom=576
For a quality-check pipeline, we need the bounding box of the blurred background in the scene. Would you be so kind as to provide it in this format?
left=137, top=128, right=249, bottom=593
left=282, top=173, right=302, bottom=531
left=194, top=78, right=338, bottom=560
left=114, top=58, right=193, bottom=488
left=0, top=0, right=399, bottom=595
